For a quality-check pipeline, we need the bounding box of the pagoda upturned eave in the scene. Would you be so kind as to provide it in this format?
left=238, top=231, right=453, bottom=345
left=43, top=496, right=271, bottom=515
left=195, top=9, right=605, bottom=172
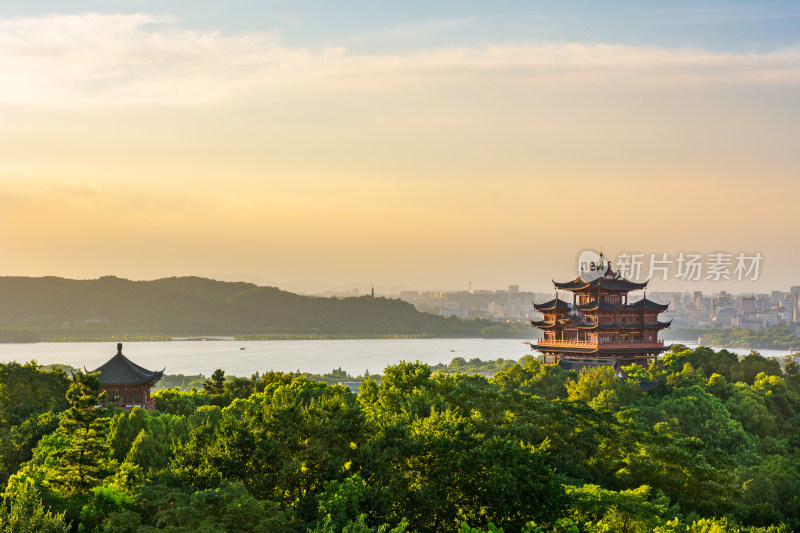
left=575, top=298, right=669, bottom=312
left=532, top=298, right=572, bottom=312
left=88, top=350, right=164, bottom=386
left=531, top=319, right=671, bottom=331
left=534, top=338, right=666, bottom=353
left=553, top=276, right=648, bottom=292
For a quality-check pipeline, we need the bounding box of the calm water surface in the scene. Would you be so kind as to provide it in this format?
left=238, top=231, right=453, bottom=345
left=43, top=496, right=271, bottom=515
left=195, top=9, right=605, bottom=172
left=0, top=339, right=790, bottom=376
left=0, top=338, right=536, bottom=376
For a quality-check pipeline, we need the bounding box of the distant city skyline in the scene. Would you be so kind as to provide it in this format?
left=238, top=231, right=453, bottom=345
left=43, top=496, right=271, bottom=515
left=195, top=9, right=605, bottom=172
left=1, top=2, right=798, bottom=292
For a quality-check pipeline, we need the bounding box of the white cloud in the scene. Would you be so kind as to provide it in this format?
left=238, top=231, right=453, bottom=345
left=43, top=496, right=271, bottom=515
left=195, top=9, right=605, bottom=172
left=1, top=13, right=799, bottom=107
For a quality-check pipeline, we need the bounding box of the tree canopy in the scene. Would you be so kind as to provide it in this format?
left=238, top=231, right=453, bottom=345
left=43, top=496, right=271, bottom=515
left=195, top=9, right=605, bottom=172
left=1, top=346, right=798, bottom=532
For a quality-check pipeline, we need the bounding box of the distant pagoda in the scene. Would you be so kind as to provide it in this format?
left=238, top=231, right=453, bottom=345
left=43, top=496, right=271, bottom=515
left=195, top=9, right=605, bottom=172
left=87, top=343, right=164, bottom=410
left=531, top=253, right=670, bottom=369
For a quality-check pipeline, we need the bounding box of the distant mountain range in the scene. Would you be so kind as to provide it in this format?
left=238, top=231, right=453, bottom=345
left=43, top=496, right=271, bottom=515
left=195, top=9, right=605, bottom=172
left=0, top=276, right=501, bottom=337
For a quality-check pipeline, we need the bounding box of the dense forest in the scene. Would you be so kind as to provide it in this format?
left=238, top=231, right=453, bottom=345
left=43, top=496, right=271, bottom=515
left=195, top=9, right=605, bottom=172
left=1, top=345, right=798, bottom=532
left=0, top=276, right=526, bottom=338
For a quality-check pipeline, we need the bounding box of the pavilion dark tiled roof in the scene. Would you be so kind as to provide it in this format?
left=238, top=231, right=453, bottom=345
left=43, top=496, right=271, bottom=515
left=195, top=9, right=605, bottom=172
left=88, top=344, right=164, bottom=386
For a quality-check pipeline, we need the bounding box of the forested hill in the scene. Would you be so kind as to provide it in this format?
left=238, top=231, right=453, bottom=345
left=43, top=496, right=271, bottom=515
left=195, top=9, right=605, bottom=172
left=0, top=276, right=498, bottom=337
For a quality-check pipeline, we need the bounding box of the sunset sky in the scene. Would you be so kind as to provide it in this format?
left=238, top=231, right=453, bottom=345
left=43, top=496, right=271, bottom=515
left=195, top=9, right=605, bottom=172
left=1, top=1, right=798, bottom=294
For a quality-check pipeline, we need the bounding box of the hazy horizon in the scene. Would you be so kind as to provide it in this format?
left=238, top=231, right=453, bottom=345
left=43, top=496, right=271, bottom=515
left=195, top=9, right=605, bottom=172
left=0, top=270, right=791, bottom=298
left=1, top=1, right=798, bottom=295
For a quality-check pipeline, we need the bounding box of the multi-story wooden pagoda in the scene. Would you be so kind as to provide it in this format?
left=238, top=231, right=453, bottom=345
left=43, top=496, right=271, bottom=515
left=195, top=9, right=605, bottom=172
left=531, top=253, right=670, bottom=369
left=87, top=343, right=164, bottom=410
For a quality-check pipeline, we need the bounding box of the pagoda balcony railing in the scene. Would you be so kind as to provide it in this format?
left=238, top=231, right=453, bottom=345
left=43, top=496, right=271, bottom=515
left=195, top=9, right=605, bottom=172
left=537, top=339, right=664, bottom=349
left=105, top=397, right=158, bottom=410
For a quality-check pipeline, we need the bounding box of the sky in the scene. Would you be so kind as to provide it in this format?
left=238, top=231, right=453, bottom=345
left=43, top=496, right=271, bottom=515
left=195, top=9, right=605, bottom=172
left=0, top=1, right=798, bottom=294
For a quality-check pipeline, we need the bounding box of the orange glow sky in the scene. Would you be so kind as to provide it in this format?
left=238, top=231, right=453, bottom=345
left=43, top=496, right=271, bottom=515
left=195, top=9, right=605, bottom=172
left=1, top=6, right=799, bottom=293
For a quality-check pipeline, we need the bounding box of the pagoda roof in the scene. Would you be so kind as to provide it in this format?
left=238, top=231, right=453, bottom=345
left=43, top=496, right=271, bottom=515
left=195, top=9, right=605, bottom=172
left=557, top=320, right=672, bottom=331
left=553, top=264, right=648, bottom=292
left=576, top=300, right=623, bottom=311
left=535, top=345, right=667, bottom=355
left=532, top=298, right=572, bottom=311
left=553, top=278, right=592, bottom=291
left=576, top=298, right=669, bottom=312
left=88, top=344, right=164, bottom=386
left=627, top=298, right=669, bottom=311
left=611, top=320, right=672, bottom=329
left=554, top=276, right=649, bottom=292
left=530, top=319, right=555, bottom=329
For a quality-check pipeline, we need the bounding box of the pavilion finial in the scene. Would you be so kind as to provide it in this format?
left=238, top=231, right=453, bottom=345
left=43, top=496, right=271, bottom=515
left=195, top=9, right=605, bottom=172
left=117, top=342, right=123, bottom=354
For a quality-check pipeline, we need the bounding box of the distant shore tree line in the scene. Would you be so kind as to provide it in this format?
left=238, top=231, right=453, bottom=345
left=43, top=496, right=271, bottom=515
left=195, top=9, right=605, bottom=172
left=663, top=325, right=800, bottom=351
left=40, top=335, right=172, bottom=343
left=1, top=344, right=798, bottom=531
left=234, top=333, right=432, bottom=341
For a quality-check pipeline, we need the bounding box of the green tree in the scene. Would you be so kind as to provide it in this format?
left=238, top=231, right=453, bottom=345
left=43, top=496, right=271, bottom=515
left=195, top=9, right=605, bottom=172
left=725, top=388, right=777, bottom=439
left=739, top=455, right=800, bottom=529
left=48, top=371, right=112, bottom=497
left=565, top=484, right=672, bottom=533
left=657, top=385, right=752, bottom=456
left=735, top=353, right=782, bottom=385
left=0, top=362, right=69, bottom=428
left=0, top=479, right=69, bottom=533
left=566, top=365, right=640, bottom=406
left=107, top=408, right=150, bottom=463
left=359, top=361, right=445, bottom=422
left=358, top=409, right=565, bottom=532
left=620, top=430, right=736, bottom=516
left=491, top=360, right=570, bottom=400
left=172, top=378, right=364, bottom=523
left=134, top=481, right=295, bottom=532
left=204, top=369, right=227, bottom=395
left=224, top=376, right=255, bottom=399
left=309, top=513, right=409, bottom=533
left=76, top=484, right=132, bottom=533
left=0, top=410, right=59, bottom=486
left=153, top=387, right=211, bottom=415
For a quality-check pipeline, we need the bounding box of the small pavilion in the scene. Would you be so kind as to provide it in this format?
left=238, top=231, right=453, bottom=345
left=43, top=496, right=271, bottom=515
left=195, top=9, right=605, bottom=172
left=87, top=343, right=164, bottom=410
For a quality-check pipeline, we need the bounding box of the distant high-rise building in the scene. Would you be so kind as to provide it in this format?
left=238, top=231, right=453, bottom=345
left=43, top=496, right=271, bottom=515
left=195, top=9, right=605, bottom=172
left=693, top=291, right=703, bottom=309
left=507, top=284, right=520, bottom=293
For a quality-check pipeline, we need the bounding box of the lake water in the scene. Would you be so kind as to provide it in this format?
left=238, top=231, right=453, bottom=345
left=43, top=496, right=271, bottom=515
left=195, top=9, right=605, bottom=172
left=0, top=339, right=791, bottom=377
left=0, top=338, right=537, bottom=376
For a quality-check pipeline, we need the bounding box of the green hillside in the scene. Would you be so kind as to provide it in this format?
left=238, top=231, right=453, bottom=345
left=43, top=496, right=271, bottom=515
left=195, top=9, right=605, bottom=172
left=0, top=276, right=508, bottom=337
